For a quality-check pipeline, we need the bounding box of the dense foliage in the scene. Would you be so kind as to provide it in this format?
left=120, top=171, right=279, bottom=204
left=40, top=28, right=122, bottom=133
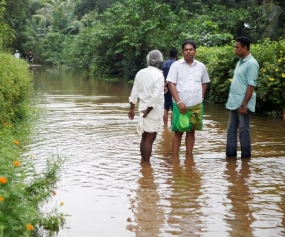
left=1, top=0, right=285, bottom=117
left=0, top=54, right=32, bottom=124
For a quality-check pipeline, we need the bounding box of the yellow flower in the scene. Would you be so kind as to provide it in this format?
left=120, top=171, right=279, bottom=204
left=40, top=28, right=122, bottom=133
left=52, top=191, right=56, bottom=196
left=3, top=123, right=8, bottom=127
left=60, top=202, right=64, bottom=206
left=275, top=68, right=279, bottom=72
left=13, top=161, right=20, bottom=167
left=267, top=84, right=271, bottom=87
left=282, top=73, right=285, bottom=78
left=228, top=79, right=233, bottom=82
left=26, top=224, right=34, bottom=231
left=13, top=139, right=19, bottom=145
left=0, top=177, right=7, bottom=184
left=0, top=196, right=4, bottom=202
left=269, top=78, right=274, bottom=81
left=278, top=59, right=282, bottom=63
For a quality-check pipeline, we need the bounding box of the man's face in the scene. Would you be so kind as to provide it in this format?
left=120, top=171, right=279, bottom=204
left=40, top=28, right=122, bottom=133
left=182, top=44, right=196, bottom=62
left=234, top=41, right=246, bottom=57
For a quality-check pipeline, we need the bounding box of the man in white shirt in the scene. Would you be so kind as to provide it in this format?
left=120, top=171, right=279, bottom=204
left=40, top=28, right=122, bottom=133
left=128, top=50, right=164, bottom=162
left=167, top=40, right=210, bottom=156
left=14, top=50, right=20, bottom=59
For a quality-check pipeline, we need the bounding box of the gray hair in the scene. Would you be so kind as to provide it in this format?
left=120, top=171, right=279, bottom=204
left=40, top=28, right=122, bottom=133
left=146, top=50, right=163, bottom=68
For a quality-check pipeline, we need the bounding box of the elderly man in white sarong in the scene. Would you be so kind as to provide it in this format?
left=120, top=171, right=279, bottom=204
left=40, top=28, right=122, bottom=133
left=128, top=50, right=164, bottom=162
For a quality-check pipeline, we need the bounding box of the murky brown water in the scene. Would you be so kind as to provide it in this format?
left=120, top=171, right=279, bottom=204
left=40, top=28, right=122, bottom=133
left=25, top=66, right=285, bottom=237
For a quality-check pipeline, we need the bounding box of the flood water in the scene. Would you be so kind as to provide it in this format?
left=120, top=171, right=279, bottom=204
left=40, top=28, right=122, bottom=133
left=25, top=66, right=285, bottom=237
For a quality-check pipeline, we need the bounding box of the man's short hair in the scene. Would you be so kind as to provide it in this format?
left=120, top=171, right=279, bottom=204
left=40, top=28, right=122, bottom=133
left=169, top=48, right=178, bottom=58
left=182, top=40, right=197, bottom=50
left=236, top=36, right=250, bottom=50
left=147, top=50, right=163, bottom=68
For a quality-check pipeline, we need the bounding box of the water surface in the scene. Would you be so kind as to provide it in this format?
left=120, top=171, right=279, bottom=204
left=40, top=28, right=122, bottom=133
left=25, top=66, right=285, bottom=237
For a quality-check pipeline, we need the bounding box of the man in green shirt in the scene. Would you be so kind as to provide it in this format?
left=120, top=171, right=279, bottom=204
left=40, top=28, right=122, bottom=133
left=226, top=36, right=259, bottom=159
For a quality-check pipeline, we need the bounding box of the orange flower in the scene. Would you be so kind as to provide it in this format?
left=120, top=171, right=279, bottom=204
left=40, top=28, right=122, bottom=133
left=60, top=202, right=64, bottom=206
left=0, top=196, right=4, bottom=202
left=3, top=123, right=8, bottom=127
left=13, top=161, right=20, bottom=167
left=0, top=177, right=7, bottom=184
left=52, top=191, right=56, bottom=196
left=26, top=224, right=34, bottom=231
left=13, top=139, right=19, bottom=145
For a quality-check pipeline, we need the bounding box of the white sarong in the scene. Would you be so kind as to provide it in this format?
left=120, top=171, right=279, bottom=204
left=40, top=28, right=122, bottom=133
left=137, top=108, right=163, bottom=135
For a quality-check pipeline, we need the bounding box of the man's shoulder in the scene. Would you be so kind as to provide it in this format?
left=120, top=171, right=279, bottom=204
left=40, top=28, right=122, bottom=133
left=249, top=55, right=259, bottom=66
left=194, top=59, right=206, bottom=67
left=163, top=58, right=176, bottom=67
left=170, top=59, right=184, bottom=66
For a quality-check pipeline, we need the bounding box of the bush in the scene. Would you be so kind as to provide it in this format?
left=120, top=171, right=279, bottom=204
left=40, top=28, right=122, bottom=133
left=0, top=53, right=66, bottom=236
left=252, top=39, right=285, bottom=117
left=0, top=53, right=33, bottom=124
left=40, top=33, right=72, bottom=65
left=0, top=120, right=66, bottom=237
left=196, top=45, right=237, bottom=104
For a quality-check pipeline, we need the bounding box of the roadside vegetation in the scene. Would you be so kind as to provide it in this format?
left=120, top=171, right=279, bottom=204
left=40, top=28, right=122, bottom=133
left=0, top=53, right=66, bottom=236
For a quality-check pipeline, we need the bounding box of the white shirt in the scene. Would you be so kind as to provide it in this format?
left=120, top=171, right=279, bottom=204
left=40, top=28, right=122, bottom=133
left=166, top=58, right=210, bottom=107
left=14, top=52, right=20, bottom=59
left=129, top=66, right=164, bottom=112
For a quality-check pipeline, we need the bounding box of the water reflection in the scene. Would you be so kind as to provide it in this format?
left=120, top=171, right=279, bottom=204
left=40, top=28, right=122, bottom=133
left=225, top=158, right=254, bottom=236
left=156, top=127, right=173, bottom=158
left=165, top=155, right=202, bottom=236
left=128, top=163, right=164, bottom=236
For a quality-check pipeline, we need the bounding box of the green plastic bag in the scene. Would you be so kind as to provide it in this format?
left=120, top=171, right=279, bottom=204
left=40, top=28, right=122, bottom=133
left=171, top=103, right=192, bottom=132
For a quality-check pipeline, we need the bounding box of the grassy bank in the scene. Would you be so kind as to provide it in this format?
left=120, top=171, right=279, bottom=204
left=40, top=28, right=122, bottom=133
left=0, top=53, right=65, bottom=237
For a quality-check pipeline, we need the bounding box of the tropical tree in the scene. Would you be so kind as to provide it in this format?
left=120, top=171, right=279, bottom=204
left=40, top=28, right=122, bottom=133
left=33, top=0, right=82, bottom=35
left=262, top=0, right=285, bottom=39
left=0, top=0, right=7, bottom=50
left=1, top=0, right=32, bottom=51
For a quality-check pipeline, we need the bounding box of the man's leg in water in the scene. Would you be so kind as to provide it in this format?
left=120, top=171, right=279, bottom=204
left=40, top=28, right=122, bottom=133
left=140, top=132, right=157, bottom=162
left=172, top=131, right=183, bottom=155
left=185, top=130, right=195, bottom=156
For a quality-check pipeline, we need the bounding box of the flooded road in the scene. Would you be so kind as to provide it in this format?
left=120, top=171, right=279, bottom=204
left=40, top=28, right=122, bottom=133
left=25, top=66, right=285, bottom=237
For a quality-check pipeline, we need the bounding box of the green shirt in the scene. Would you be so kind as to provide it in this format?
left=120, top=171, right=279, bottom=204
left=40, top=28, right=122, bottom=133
left=226, top=54, right=259, bottom=112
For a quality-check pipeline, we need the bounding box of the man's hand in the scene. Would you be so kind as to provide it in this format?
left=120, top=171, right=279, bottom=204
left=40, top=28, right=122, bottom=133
left=178, top=102, right=188, bottom=114
left=164, top=82, right=168, bottom=94
left=142, top=107, right=153, bottom=118
left=128, top=110, right=135, bottom=120
left=238, top=105, right=247, bottom=115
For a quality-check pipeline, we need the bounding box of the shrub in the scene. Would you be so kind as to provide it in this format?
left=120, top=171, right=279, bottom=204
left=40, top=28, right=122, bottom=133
left=0, top=53, right=33, bottom=124
left=0, top=53, right=66, bottom=236
left=0, top=121, right=66, bottom=237
left=40, top=33, right=70, bottom=65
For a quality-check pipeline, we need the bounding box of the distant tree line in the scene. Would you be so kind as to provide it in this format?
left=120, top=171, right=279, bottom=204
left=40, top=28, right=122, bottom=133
left=0, top=0, right=284, bottom=116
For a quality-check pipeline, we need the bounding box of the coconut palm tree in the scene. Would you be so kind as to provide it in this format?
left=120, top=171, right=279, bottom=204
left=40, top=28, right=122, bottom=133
left=262, top=0, right=285, bottom=39
left=33, top=0, right=83, bottom=35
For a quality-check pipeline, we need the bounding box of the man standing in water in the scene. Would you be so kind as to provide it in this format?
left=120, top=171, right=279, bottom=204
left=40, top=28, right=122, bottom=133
left=128, top=50, right=164, bottom=162
left=167, top=40, right=210, bottom=156
left=162, top=48, right=178, bottom=127
left=226, top=36, right=259, bottom=159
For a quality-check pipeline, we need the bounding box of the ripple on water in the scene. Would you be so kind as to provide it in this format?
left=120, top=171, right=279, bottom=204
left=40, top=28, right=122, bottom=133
left=25, top=72, right=285, bottom=237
